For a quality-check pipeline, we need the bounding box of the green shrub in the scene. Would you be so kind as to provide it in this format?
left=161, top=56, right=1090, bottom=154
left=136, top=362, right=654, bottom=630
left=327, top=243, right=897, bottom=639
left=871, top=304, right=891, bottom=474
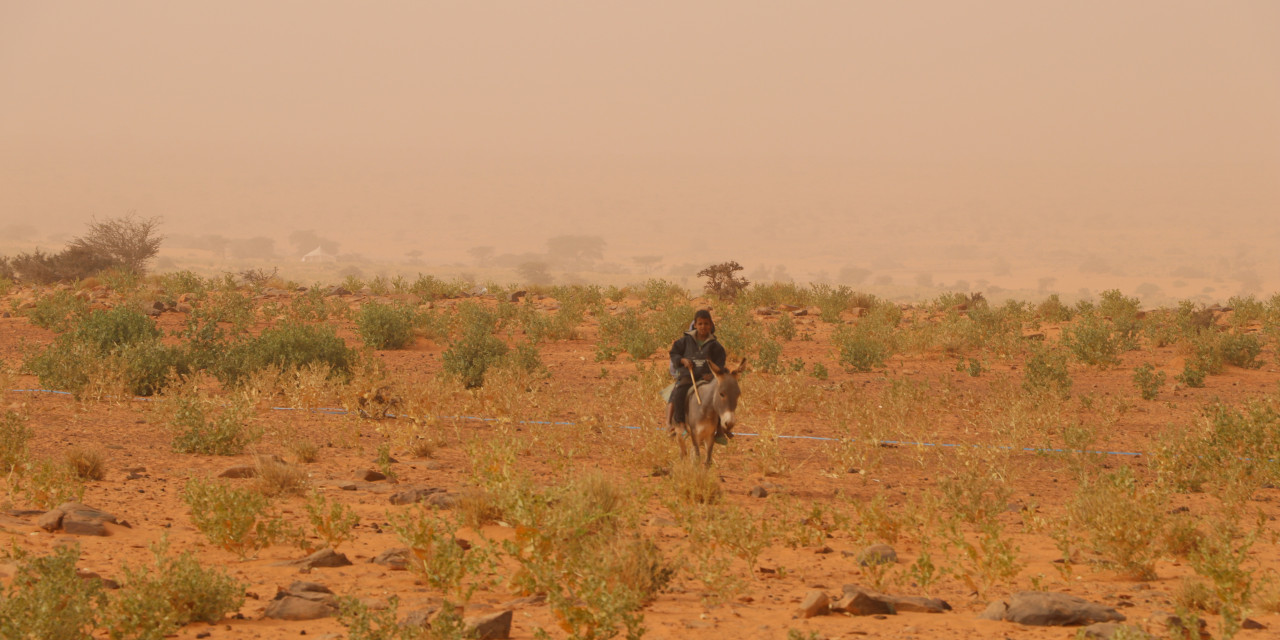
left=25, top=307, right=185, bottom=397
left=442, top=328, right=509, bottom=388
left=1220, top=333, right=1263, bottom=369
left=25, top=289, right=90, bottom=332
left=409, top=273, right=467, bottom=299
left=183, top=478, right=288, bottom=559
left=105, top=538, right=245, bottom=640
left=834, top=324, right=893, bottom=372
left=0, top=411, right=30, bottom=474
left=356, top=301, right=416, bottom=349
left=1176, top=363, right=1208, bottom=388
left=22, top=456, right=86, bottom=509
left=305, top=491, right=360, bottom=551
left=157, top=270, right=209, bottom=300
left=0, top=545, right=104, bottom=640
left=769, top=312, right=796, bottom=341
left=810, top=362, right=829, bottom=380
left=338, top=596, right=432, bottom=640
left=167, top=391, right=259, bottom=456
left=1036, top=294, right=1073, bottom=322
left=1024, top=346, right=1072, bottom=397
left=1133, top=363, right=1166, bottom=400
left=1067, top=466, right=1167, bottom=580
left=219, top=322, right=354, bottom=386
left=1061, top=314, right=1121, bottom=368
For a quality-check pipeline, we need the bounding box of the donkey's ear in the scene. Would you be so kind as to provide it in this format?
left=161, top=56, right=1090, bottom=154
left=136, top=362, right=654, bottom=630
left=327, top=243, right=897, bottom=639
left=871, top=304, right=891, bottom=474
left=708, top=360, right=724, bottom=375
left=732, top=358, right=748, bottom=377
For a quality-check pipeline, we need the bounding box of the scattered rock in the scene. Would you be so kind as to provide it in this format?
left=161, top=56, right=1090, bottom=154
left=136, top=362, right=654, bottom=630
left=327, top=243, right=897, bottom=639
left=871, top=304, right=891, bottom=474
left=280, top=548, right=353, bottom=569
left=748, top=486, right=769, bottom=498
left=425, top=492, right=461, bottom=509
left=327, top=286, right=351, bottom=296
left=289, top=581, right=334, bottom=594
left=401, top=607, right=439, bottom=628
left=263, top=587, right=337, bottom=621
left=793, top=308, right=809, bottom=317
left=356, top=469, right=388, bottom=482
left=1243, top=618, right=1267, bottom=630
left=1078, top=622, right=1153, bottom=639
left=982, top=592, right=1125, bottom=626
left=796, top=590, right=829, bottom=618
left=465, top=610, right=513, bottom=639
left=217, top=465, right=257, bottom=479
left=337, top=482, right=358, bottom=491
left=38, top=503, right=122, bottom=536
left=831, top=585, right=896, bottom=616
left=856, top=544, right=897, bottom=566
left=388, top=487, right=445, bottom=506
left=371, top=547, right=411, bottom=571
left=754, top=307, right=775, bottom=316
left=1153, top=612, right=1210, bottom=639
left=508, top=290, right=527, bottom=302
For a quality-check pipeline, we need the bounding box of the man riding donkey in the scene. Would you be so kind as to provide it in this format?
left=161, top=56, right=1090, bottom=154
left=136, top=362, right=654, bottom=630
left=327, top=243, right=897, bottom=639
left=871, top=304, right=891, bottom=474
left=664, top=309, right=745, bottom=464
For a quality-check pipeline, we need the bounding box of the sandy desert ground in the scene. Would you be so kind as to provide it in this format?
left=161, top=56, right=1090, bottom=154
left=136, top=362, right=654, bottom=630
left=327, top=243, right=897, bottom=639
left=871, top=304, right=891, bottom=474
left=2, top=275, right=1280, bottom=640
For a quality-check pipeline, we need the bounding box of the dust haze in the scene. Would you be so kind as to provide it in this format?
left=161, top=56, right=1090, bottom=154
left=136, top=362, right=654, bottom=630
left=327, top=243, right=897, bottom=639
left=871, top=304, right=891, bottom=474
left=3, top=2, right=1278, bottom=301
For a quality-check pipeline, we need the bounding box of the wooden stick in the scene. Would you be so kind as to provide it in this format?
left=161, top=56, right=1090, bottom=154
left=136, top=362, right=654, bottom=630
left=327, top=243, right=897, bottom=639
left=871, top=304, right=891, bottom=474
left=690, top=366, right=701, bottom=405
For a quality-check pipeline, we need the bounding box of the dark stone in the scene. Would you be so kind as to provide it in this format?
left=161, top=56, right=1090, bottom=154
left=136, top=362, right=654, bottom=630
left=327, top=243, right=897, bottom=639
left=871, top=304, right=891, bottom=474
left=388, top=487, right=444, bottom=506
left=357, top=469, right=388, bottom=482
left=217, top=465, right=257, bottom=479
left=371, top=547, right=411, bottom=571
left=984, top=592, right=1125, bottom=626
left=748, top=486, right=769, bottom=498
left=796, top=590, right=829, bottom=618
left=856, top=544, right=897, bottom=566
left=283, top=548, right=353, bottom=569
left=831, top=586, right=895, bottom=616
left=465, top=610, right=514, bottom=639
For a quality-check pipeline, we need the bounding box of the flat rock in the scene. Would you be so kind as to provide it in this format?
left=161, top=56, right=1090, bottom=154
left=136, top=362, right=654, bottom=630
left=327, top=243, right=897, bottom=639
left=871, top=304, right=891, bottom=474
left=856, top=544, right=897, bottom=566
left=748, top=485, right=769, bottom=498
left=281, top=548, right=352, bottom=569
left=1079, top=622, right=1153, bottom=639
left=39, top=503, right=120, bottom=536
left=263, top=593, right=336, bottom=620
left=371, top=547, right=411, bottom=571
left=388, top=487, right=445, bottom=506
left=796, top=590, right=829, bottom=618
left=401, top=607, right=439, bottom=628
left=289, top=581, right=333, bottom=594
left=425, top=492, right=460, bottom=509
left=465, top=610, right=513, bottom=640
left=832, top=585, right=896, bottom=616
left=217, top=465, right=257, bottom=479
left=984, top=592, right=1125, bottom=626
left=356, top=469, right=387, bottom=482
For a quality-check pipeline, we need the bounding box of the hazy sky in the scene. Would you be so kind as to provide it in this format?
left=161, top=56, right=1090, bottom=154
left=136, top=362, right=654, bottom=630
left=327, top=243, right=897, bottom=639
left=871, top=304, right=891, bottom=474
left=3, top=2, right=1278, bottom=292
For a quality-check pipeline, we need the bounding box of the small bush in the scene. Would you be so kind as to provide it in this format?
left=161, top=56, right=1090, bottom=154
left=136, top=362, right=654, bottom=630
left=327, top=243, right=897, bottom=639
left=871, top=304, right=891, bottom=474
left=105, top=538, right=245, bottom=639
left=1067, top=466, right=1166, bottom=580
left=0, top=545, right=104, bottom=640
left=0, top=410, right=30, bottom=474
left=356, top=301, right=416, bottom=349
left=65, top=446, right=106, bottom=480
left=305, top=490, right=360, bottom=551
left=442, top=327, right=509, bottom=389
left=183, top=478, right=288, bottom=559
left=1036, top=294, right=1073, bottom=322
left=1024, top=346, right=1072, bottom=398
left=25, top=290, right=89, bottom=331
left=167, top=391, right=259, bottom=456
left=770, top=312, right=796, bottom=341
left=1220, top=333, right=1263, bottom=369
left=219, top=322, right=354, bottom=386
left=22, top=457, right=86, bottom=509
left=698, top=261, right=750, bottom=301
left=1061, top=314, right=1121, bottom=368
left=834, top=324, right=893, bottom=372
left=255, top=456, right=309, bottom=497
left=1132, top=363, right=1166, bottom=400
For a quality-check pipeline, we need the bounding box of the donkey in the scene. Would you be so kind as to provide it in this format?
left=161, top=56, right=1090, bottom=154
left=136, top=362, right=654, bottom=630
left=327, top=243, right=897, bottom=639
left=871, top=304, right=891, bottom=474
left=677, top=358, right=746, bottom=467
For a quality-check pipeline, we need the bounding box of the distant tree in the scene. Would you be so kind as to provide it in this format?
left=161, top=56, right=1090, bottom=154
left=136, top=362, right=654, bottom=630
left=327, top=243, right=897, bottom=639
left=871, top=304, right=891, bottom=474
left=227, top=237, right=276, bottom=260
left=632, top=255, right=662, bottom=275
left=66, top=214, right=164, bottom=274
left=468, top=246, right=495, bottom=267
left=288, top=229, right=339, bottom=257
left=405, top=249, right=424, bottom=263
left=517, top=261, right=553, bottom=286
left=837, top=266, right=871, bottom=285
left=698, top=261, right=750, bottom=301
left=546, top=235, right=605, bottom=268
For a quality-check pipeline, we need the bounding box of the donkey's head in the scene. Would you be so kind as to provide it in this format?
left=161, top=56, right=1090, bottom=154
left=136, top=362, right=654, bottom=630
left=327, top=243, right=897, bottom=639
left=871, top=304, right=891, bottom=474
left=707, top=358, right=747, bottom=436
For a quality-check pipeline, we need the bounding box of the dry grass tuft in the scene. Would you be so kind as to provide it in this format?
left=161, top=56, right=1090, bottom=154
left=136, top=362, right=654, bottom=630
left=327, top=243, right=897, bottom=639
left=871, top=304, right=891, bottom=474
left=64, top=446, right=106, bottom=480
left=255, top=454, right=309, bottom=497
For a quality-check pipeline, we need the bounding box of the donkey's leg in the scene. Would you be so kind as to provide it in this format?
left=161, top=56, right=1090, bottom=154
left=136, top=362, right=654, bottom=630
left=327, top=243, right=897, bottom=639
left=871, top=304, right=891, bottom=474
left=704, top=437, right=715, bottom=468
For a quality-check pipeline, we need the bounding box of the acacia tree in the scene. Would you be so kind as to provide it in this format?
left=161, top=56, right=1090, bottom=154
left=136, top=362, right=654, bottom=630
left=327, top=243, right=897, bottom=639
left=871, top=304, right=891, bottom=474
left=698, top=261, right=750, bottom=300
left=67, top=214, right=164, bottom=274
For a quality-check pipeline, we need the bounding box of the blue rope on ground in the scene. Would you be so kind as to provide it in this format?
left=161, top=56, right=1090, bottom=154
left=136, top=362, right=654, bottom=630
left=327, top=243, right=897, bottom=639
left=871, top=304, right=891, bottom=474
left=6, top=387, right=1147, bottom=458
